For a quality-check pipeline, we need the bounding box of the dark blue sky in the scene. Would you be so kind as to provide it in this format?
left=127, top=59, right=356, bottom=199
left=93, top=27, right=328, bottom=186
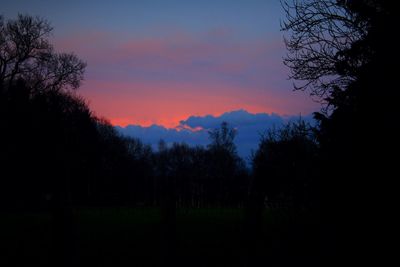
left=3, top=0, right=282, bottom=37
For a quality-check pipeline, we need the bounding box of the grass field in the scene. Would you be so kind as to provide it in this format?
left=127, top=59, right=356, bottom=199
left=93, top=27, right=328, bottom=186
left=1, top=207, right=319, bottom=266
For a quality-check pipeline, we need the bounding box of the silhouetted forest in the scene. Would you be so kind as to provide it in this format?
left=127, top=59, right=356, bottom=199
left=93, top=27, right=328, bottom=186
left=1, top=1, right=395, bottom=266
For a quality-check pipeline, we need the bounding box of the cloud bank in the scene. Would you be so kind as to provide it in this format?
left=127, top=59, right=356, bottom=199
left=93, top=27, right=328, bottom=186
left=116, top=109, right=315, bottom=161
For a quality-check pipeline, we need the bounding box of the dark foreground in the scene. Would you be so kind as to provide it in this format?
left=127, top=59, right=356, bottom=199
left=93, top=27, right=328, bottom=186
left=1, top=208, right=320, bottom=267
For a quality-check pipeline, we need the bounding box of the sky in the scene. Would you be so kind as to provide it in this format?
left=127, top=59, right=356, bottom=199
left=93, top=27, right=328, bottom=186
left=2, top=0, right=320, bottom=158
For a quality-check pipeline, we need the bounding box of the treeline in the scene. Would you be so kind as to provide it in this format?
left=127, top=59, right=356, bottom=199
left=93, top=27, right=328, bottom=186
left=1, top=74, right=317, bottom=210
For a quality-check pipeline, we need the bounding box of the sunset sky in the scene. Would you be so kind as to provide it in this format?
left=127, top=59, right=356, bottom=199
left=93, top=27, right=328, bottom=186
left=2, top=0, right=319, bottom=129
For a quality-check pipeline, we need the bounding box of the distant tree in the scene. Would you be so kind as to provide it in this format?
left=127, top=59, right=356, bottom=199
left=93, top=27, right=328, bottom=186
left=208, top=121, right=237, bottom=155
left=122, top=136, right=154, bottom=204
left=207, top=122, right=248, bottom=206
left=252, top=119, right=318, bottom=208
left=245, top=119, right=319, bottom=263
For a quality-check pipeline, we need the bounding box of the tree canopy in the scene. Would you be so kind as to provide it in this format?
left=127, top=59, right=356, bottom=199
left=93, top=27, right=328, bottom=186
left=281, top=0, right=389, bottom=106
left=0, top=14, right=86, bottom=93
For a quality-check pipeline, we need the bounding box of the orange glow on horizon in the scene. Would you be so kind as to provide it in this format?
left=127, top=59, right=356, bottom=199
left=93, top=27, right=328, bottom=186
left=81, top=80, right=317, bottom=129
left=108, top=106, right=273, bottom=129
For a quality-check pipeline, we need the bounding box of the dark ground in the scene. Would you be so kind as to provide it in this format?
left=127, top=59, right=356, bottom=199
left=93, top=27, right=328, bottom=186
left=1, top=207, right=320, bottom=267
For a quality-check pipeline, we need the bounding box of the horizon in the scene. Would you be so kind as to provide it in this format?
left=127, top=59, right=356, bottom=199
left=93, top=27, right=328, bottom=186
left=2, top=0, right=319, bottom=130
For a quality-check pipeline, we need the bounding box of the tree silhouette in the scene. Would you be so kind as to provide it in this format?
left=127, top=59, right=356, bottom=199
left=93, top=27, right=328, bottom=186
left=0, top=15, right=89, bottom=266
left=281, top=0, right=368, bottom=101
left=208, top=121, right=237, bottom=155
left=282, top=1, right=397, bottom=264
left=0, top=14, right=86, bottom=93
left=244, top=119, right=319, bottom=266
left=252, top=119, right=318, bottom=209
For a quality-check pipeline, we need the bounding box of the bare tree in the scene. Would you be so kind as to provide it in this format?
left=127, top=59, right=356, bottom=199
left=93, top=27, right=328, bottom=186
left=0, top=14, right=86, bottom=92
left=281, top=0, right=369, bottom=102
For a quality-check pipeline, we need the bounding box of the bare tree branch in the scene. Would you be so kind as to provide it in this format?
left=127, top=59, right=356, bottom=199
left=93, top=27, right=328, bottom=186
left=281, top=0, right=368, bottom=105
left=0, top=14, right=86, bottom=94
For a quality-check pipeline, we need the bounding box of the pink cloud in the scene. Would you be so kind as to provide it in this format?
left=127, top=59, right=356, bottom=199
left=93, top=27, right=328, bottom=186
left=53, top=27, right=319, bottom=127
